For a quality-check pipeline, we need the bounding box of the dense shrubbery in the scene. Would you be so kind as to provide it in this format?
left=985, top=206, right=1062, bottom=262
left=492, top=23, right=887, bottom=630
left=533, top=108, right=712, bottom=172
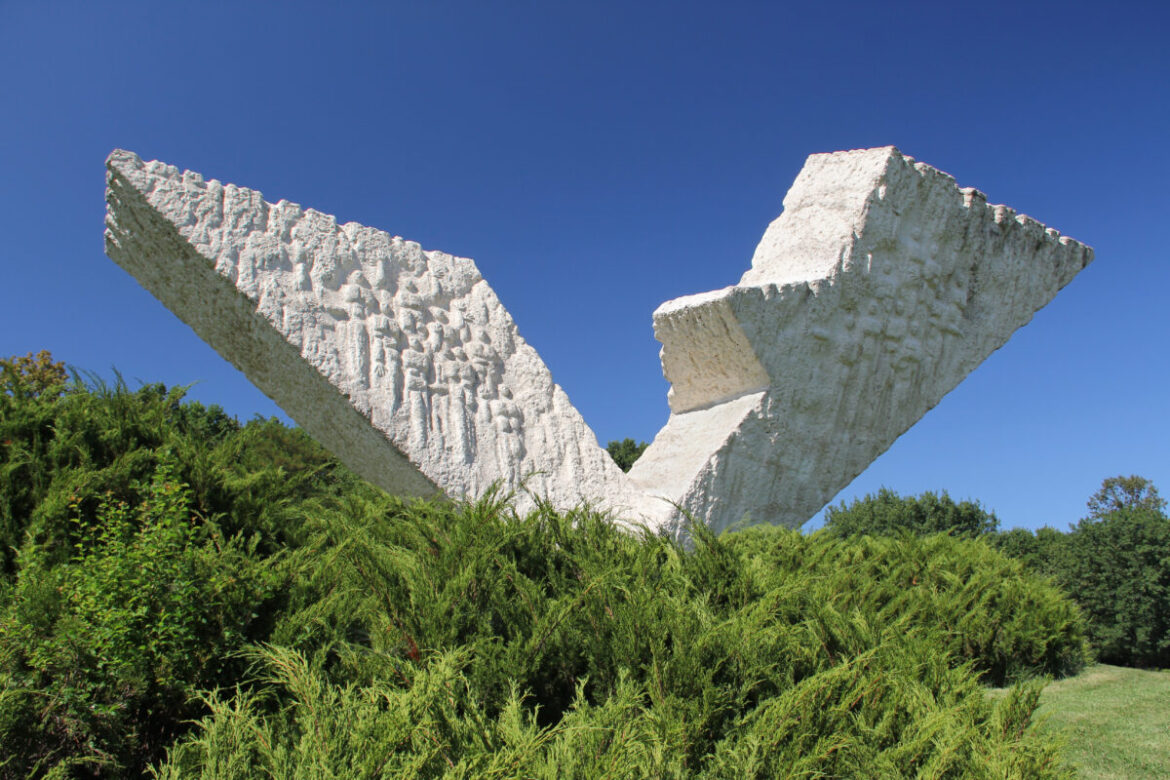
left=150, top=496, right=1079, bottom=778
left=991, top=499, right=1170, bottom=669
left=825, top=483, right=1170, bottom=670
left=0, top=353, right=357, bottom=776
left=726, top=528, right=1089, bottom=685
left=0, top=354, right=1087, bottom=777
left=0, top=462, right=279, bottom=774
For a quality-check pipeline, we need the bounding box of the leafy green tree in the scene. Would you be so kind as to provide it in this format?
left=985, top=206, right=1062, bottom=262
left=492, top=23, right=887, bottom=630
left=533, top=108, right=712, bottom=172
left=988, top=526, right=1068, bottom=578
left=1061, top=476, right=1170, bottom=667
left=0, top=350, right=67, bottom=400
left=606, top=438, right=648, bottom=472
left=1086, top=474, right=1166, bottom=519
left=1064, top=508, right=1170, bottom=667
left=824, top=488, right=1000, bottom=538
left=994, top=477, right=1170, bottom=669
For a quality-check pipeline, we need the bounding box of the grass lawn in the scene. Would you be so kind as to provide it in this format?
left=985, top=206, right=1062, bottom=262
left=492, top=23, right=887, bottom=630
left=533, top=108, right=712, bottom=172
left=1036, top=664, right=1170, bottom=779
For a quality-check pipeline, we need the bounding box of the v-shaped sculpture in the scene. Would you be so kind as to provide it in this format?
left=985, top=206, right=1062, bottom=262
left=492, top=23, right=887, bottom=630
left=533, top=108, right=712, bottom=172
left=105, top=147, right=1092, bottom=538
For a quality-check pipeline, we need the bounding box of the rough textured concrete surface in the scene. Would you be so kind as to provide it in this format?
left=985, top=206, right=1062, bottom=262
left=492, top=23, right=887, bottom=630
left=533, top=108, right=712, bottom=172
left=105, top=147, right=1092, bottom=537
left=104, top=150, right=645, bottom=520
left=628, top=147, right=1093, bottom=533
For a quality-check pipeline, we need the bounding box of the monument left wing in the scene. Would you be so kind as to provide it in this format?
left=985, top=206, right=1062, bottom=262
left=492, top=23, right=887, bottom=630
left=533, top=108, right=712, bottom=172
left=105, top=150, right=643, bottom=518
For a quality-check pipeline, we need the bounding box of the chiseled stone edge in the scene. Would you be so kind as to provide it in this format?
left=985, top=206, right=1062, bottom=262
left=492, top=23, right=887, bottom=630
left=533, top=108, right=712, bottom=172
left=105, top=150, right=654, bottom=526
left=106, top=154, right=444, bottom=499
left=631, top=146, right=1094, bottom=533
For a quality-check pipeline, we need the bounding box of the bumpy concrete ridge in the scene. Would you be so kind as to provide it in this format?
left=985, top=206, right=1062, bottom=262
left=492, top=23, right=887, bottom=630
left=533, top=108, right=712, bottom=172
left=104, top=147, right=1092, bottom=537
left=629, top=148, right=1093, bottom=532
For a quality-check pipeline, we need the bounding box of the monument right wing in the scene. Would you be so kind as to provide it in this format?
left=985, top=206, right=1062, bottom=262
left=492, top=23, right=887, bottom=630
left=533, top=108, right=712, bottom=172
left=629, top=147, right=1093, bottom=533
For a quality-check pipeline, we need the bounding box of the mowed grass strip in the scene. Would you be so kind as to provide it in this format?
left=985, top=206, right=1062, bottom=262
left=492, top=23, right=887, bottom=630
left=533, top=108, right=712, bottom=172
left=1037, top=664, right=1170, bottom=779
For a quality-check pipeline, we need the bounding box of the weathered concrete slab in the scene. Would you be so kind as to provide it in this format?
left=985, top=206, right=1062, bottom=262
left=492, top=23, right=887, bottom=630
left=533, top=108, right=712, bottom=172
left=104, top=151, right=645, bottom=519
left=629, top=147, right=1093, bottom=532
left=105, top=147, right=1092, bottom=537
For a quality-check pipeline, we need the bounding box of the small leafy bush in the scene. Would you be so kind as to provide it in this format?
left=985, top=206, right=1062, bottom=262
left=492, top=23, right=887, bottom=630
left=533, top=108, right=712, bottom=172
left=0, top=461, right=279, bottom=776
left=0, top=355, right=353, bottom=777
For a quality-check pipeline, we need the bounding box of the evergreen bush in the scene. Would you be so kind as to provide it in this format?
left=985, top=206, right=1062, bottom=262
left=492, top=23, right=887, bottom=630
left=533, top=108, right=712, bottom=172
left=726, top=526, right=1089, bottom=685
left=154, top=495, right=1075, bottom=779
left=0, top=354, right=1087, bottom=777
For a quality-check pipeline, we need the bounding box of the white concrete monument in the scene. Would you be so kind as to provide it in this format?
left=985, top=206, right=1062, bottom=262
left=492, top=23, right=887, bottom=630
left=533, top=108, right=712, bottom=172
left=105, top=146, right=1092, bottom=537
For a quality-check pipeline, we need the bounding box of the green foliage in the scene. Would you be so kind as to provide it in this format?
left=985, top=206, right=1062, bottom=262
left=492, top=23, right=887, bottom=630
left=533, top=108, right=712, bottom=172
left=153, top=496, right=1076, bottom=778
left=606, top=438, right=648, bottom=472
left=155, top=644, right=1069, bottom=779
left=0, top=354, right=355, bottom=777
left=991, top=476, right=1170, bottom=669
left=989, top=526, right=1068, bottom=579
left=1063, top=505, right=1170, bottom=667
left=1085, top=474, right=1166, bottom=519
left=0, top=350, right=68, bottom=401
left=0, top=354, right=1089, bottom=777
left=0, top=351, right=71, bottom=578
left=0, top=460, right=279, bottom=776
left=824, top=488, right=1000, bottom=538
left=726, top=527, right=1089, bottom=685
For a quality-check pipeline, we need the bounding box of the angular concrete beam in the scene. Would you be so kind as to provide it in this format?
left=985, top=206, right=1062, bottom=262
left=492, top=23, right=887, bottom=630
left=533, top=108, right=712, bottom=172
left=628, top=147, right=1092, bottom=532
left=104, top=147, right=1092, bottom=537
left=104, top=151, right=646, bottom=520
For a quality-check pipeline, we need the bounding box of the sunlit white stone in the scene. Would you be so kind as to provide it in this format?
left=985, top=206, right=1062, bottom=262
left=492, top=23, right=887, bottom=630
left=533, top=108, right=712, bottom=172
left=105, top=146, right=1092, bottom=537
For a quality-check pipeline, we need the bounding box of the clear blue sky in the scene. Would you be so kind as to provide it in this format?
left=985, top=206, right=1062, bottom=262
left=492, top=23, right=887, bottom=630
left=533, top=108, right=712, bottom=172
left=2, top=1, right=1166, bottom=531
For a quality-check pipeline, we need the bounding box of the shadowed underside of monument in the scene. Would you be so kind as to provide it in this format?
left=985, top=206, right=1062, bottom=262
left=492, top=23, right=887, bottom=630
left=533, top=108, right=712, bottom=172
left=104, top=147, right=1092, bottom=537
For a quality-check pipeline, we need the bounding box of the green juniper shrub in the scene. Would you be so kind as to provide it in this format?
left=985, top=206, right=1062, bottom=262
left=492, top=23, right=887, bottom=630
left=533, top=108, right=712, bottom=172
left=154, top=494, right=1076, bottom=779
left=0, top=355, right=1087, bottom=777
left=154, top=639, right=1069, bottom=779
left=726, top=526, right=1090, bottom=685
left=0, top=460, right=280, bottom=777
left=0, top=362, right=350, bottom=582
left=824, top=487, right=1000, bottom=539
left=0, top=351, right=70, bottom=578
left=0, top=355, right=359, bottom=777
left=0, top=373, right=234, bottom=578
